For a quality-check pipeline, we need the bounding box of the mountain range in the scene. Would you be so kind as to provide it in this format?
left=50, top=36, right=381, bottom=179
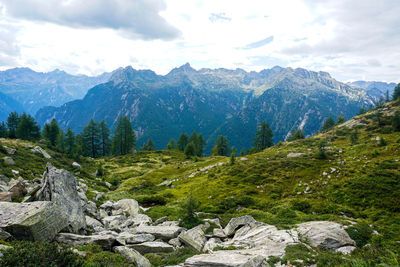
left=348, top=81, right=397, bottom=101
left=35, top=64, right=381, bottom=152
left=0, top=67, right=113, bottom=120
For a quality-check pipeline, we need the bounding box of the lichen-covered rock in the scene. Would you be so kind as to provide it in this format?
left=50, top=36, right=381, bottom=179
left=112, top=199, right=139, bottom=217
left=0, top=201, right=68, bottom=241
left=129, top=241, right=174, bottom=254
left=55, top=232, right=117, bottom=250
left=223, top=215, right=257, bottom=236
left=30, top=146, right=51, bottom=159
left=0, top=228, right=11, bottom=240
left=34, top=163, right=86, bottom=233
left=178, top=223, right=209, bottom=252
left=184, top=251, right=268, bottom=267
left=113, top=246, right=151, bottom=267
left=133, top=225, right=184, bottom=241
left=72, top=162, right=81, bottom=169
left=85, top=216, right=104, bottom=232
left=3, top=146, right=16, bottom=155
left=117, top=232, right=155, bottom=245
left=102, top=215, right=127, bottom=230
left=296, top=221, right=356, bottom=250
left=2, top=157, right=15, bottom=166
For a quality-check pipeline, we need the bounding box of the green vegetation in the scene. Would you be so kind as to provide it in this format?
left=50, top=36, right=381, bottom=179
left=253, top=121, right=273, bottom=151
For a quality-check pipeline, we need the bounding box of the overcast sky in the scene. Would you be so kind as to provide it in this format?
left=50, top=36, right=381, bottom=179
left=0, top=0, right=398, bottom=82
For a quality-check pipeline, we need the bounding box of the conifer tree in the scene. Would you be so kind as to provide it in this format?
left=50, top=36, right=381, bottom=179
left=167, top=138, right=176, bottom=150
left=385, top=90, right=390, bottom=102
left=15, top=113, right=40, bottom=141
left=184, top=142, right=196, bottom=157
left=321, top=117, right=335, bottom=132
left=392, top=111, right=400, bottom=131
left=213, top=135, right=230, bottom=156
left=7, top=112, right=20, bottom=138
left=65, top=128, right=75, bottom=157
left=82, top=119, right=101, bottom=158
left=43, top=119, right=60, bottom=147
left=75, top=134, right=84, bottom=158
left=358, top=107, right=367, bottom=115
left=240, top=148, right=245, bottom=157
left=393, top=83, right=400, bottom=101
left=287, top=129, right=305, bottom=141
left=112, top=116, right=136, bottom=155
left=177, top=133, right=189, bottom=151
left=99, top=120, right=111, bottom=156
left=56, top=130, right=65, bottom=153
left=0, top=122, right=7, bottom=138
left=253, top=121, right=273, bottom=151
left=142, top=138, right=155, bottom=151
left=230, top=147, right=237, bottom=165
left=336, top=114, right=345, bottom=125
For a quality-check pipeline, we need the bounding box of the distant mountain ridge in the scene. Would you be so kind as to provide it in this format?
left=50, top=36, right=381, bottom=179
left=348, top=81, right=397, bottom=101
left=0, top=67, right=113, bottom=116
left=35, top=64, right=377, bottom=153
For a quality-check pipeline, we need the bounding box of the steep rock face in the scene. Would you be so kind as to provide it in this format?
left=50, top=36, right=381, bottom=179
left=36, top=65, right=373, bottom=152
left=34, top=163, right=86, bottom=233
left=0, top=201, right=68, bottom=241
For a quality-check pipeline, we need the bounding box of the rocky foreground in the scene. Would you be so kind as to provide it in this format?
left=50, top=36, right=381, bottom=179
left=0, top=162, right=357, bottom=266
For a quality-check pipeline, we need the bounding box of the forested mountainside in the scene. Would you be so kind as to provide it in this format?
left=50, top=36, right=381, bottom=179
left=36, top=64, right=373, bottom=152
left=348, top=81, right=397, bottom=102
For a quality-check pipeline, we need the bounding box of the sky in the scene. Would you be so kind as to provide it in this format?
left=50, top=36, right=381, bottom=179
left=0, top=0, right=398, bottom=82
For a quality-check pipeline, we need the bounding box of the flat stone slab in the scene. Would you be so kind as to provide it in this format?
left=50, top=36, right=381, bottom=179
left=129, top=241, right=174, bottom=254
left=133, top=225, right=183, bottom=241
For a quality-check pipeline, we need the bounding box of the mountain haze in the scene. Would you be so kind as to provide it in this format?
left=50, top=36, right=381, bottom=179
left=36, top=64, right=374, bottom=152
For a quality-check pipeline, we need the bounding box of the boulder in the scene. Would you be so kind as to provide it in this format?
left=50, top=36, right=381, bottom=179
left=85, top=200, right=99, bottom=219
left=102, top=215, right=127, bottom=230
left=155, top=216, right=169, bottom=225
left=99, top=200, right=115, bottom=218
left=113, top=246, right=151, bottom=267
left=3, top=146, right=16, bottom=155
left=0, top=201, right=68, bottom=241
left=203, top=238, right=223, bottom=252
left=178, top=223, right=209, bottom=252
left=8, top=181, right=27, bottom=200
left=133, top=225, right=184, bottom=241
left=335, top=246, right=356, bottom=255
left=223, top=215, right=257, bottom=236
left=30, top=146, right=51, bottom=159
left=168, top=237, right=182, bottom=247
left=296, top=221, right=356, bottom=250
left=287, top=152, right=306, bottom=158
left=55, top=232, right=117, bottom=250
left=85, top=216, right=104, bottom=232
left=0, top=228, right=11, bottom=240
left=34, top=163, right=86, bottom=233
left=117, top=232, right=155, bottom=245
left=112, top=199, right=139, bottom=217
left=0, top=192, right=12, bottom=202
left=2, top=157, right=15, bottom=166
left=72, top=162, right=81, bottom=169
left=184, top=251, right=268, bottom=267
left=129, top=241, right=174, bottom=254
left=213, top=228, right=227, bottom=238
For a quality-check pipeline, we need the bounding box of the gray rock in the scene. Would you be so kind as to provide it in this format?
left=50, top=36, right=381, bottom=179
left=133, top=225, right=184, bottom=241
left=117, top=232, right=155, bottom=245
left=0, top=192, right=12, bottom=202
left=129, top=241, right=174, bottom=254
left=224, top=215, right=257, bottom=236
left=0, top=175, right=9, bottom=184
left=296, top=221, right=356, bottom=250
left=8, top=181, right=27, bottom=200
left=30, top=146, right=51, bottom=159
left=55, top=232, right=117, bottom=250
left=72, top=162, right=81, bottom=169
left=3, top=146, right=16, bottom=155
left=85, top=216, right=104, bottom=232
left=168, top=237, right=182, bottom=247
left=184, top=251, right=268, bottom=267
left=112, top=199, right=139, bottom=217
left=85, top=200, right=99, bottom=219
left=0, top=228, right=11, bottom=240
left=102, top=215, right=127, bottom=230
left=113, top=246, right=151, bottom=267
left=213, top=228, right=227, bottom=238
left=0, top=201, right=68, bottom=241
left=34, top=163, right=86, bottom=233
left=204, top=218, right=222, bottom=228
left=203, top=238, right=223, bottom=252
left=2, top=157, right=15, bottom=166
left=99, top=200, right=114, bottom=218
left=155, top=216, right=169, bottom=225
left=335, top=246, right=356, bottom=255
left=287, top=152, right=306, bottom=158
left=178, top=223, right=209, bottom=252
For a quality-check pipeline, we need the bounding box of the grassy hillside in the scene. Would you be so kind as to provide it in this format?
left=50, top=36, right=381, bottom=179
left=1, top=100, right=400, bottom=266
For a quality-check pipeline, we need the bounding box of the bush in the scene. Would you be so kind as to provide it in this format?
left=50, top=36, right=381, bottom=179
left=0, top=241, right=83, bottom=267
left=84, top=251, right=130, bottom=266
left=136, top=195, right=167, bottom=205
left=345, top=222, right=373, bottom=247
left=291, top=199, right=311, bottom=213
left=179, top=195, right=202, bottom=229
left=378, top=137, right=387, bottom=146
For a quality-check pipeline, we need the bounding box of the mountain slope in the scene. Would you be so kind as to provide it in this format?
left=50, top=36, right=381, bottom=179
left=36, top=64, right=373, bottom=152
left=0, top=91, right=24, bottom=122
left=0, top=67, right=113, bottom=114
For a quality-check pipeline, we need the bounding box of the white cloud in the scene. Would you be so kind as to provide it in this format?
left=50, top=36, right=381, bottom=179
left=0, top=0, right=398, bottom=82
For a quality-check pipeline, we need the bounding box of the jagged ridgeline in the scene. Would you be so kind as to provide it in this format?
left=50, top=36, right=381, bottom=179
left=1, top=99, right=400, bottom=266
left=35, top=64, right=375, bottom=152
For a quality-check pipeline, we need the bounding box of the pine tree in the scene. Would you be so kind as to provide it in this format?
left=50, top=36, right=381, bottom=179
left=253, top=121, right=273, bottom=151
left=177, top=133, right=189, bottom=151
left=0, top=122, right=7, bottom=138
left=167, top=138, right=176, bottom=150
left=336, top=114, right=345, bottom=125
left=99, top=120, right=111, bottom=156
left=82, top=119, right=101, bottom=158
left=211, top=145, right=218, bottom=156
left=74, top=134, right=84, bottom=158
left=196, top=134, right=206, bottom=157
left=142, top=138, right=154, bottom=151
left=385, top=90, right=390, bottom=102
left=393, top=83, right=400, bottom=101
left=43, top=119, right=60, bottom=147
left=184, top=142, right=196, bottom=157
left=7, top=112, right=20, bottom=138
left=321, top=117, right=335, bottom=131
left=392, top=111, right=400, bottom=131
left=56, top=130, right=65, bottom=153
left=230, top=147, right=237, bottom=165
left=213, top=135, right=230, bottom=156
left=112, top=116, right=136, bottom=155
left=16, top=113, right=40, bottom=141
left=358, top=107, right=367, bottom=115
left=65, top=128, right=75, bottom=157
left=287, top=129, right=305, bottom=141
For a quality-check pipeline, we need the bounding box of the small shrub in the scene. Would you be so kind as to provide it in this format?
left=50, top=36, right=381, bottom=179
left=136, top=195, right=167, bottom=205
left=179, top=194, right=202, bottom=229
left=345, top=221, right=373, bottom=247
left=291, top=199, right=311, bottom=213
left=378, top=137, right=387, bottom=146
left=0, top=241, right=83, bottom=267
left=84, top=251, right=130, bottom=266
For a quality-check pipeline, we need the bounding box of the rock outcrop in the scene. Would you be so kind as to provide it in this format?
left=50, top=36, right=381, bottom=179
left=30, top=146, right=51, bottom=159
left=0, top=201, right=68, bottom=241
left=55, top=232, right=117, bottom=250
left=113, top=246, right=152, bottom=267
